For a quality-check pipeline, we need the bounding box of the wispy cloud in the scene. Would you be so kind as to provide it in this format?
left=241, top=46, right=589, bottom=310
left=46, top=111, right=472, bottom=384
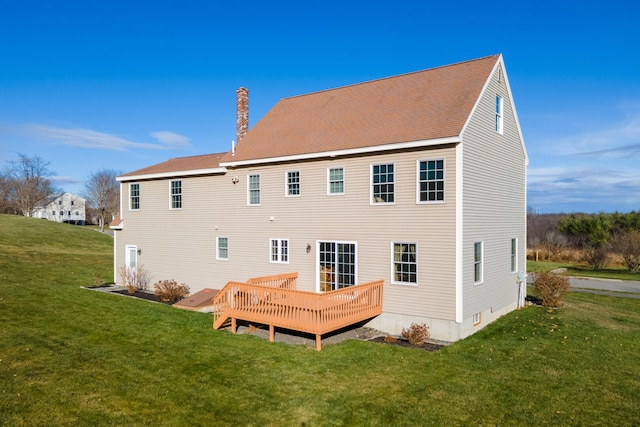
left=559, top=112, right=640, bottom=158
left=528, top=165, right=640, bottom=212
left=1, top=123, right=192, bottom=152
left=150, top=131, right=191, bottom=149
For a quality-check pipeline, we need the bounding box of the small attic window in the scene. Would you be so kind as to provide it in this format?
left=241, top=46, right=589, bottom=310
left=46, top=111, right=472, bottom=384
left=495, top=95, right=503, bottom=134
left=498, top=68, right=503, bottom=83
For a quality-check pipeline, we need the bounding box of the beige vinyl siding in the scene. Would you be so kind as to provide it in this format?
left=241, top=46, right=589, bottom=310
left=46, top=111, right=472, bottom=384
left=115, top=146, right=459, bottom=321
left=225, top=147, right=458, bottom=321
left=461, top=63, right=527, bottom=319
left=115, top=174, right=232, bottom=290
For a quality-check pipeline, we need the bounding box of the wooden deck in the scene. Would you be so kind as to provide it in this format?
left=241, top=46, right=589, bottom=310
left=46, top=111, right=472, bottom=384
left=212, top=272, right=383, bottom=351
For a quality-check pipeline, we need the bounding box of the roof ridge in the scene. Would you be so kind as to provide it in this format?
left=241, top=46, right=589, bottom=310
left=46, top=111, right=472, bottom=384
left=281, top=54, right=501, bottom=101
left=163, top=152, right=227, bottom=162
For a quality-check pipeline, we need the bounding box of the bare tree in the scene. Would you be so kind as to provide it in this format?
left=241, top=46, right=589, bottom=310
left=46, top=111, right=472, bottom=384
left=3, top=154, right=57, bottom=217
left=610, top=230, right=640, bottom=273
left=82, top=169, right=121, bottom=232
left=0, top=175, right=17, bottom=214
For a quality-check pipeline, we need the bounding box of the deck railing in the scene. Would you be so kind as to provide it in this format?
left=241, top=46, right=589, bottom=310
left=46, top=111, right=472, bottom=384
left=212, top=273, right=383, bottom=351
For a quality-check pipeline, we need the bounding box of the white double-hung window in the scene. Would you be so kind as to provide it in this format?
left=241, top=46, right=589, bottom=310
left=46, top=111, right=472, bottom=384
left=327, top=167, right=344, bottom=195
left=417, top=159, right=444, bottom=203
left=392, top=242, right=417, bottom=285
left=248, top=174, right=261, bottom=205
left=286, top=171, right=300, bottom=196
left=270, top=238, right=289, bottom=263
left=495, top=95, right=503, bottom=134
left=170, top=180, right=182, bottom=209
left=474, top=241, right=483, bottom=284
left=371, top=163, right=394, bottom=203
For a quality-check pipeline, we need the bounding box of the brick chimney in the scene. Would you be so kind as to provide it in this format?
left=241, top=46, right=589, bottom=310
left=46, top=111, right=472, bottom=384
left=236, top=87, right=249, bottom=142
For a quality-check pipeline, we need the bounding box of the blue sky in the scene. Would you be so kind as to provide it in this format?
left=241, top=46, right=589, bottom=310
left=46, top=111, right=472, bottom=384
left=1, top=0, right=638, bottom=213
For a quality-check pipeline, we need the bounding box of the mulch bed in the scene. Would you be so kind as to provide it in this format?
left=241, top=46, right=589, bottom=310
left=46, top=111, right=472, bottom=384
left=368, top=336, right=445, bottom=351
left=111, top=289, right=174, bottom=305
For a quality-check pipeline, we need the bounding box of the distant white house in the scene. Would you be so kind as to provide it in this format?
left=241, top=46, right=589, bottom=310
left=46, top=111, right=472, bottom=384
left=33, top=192, right=86, bottom=225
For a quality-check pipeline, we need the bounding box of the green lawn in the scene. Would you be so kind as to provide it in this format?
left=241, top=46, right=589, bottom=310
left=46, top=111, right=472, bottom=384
left=528, top=260, right=640, bottom=281
left=2, top=214, right=640, bottom=426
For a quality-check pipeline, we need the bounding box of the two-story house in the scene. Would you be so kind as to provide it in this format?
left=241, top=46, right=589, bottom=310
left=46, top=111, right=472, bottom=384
left=33, top=192, right=86, bottom=225
left=112, top=54, right=527, bottom=342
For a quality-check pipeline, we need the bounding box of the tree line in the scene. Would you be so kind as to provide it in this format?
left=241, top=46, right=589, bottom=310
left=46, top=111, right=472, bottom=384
left=0, top=153, right=120, bottom=232
left=528, top=210, right=640, bottom=272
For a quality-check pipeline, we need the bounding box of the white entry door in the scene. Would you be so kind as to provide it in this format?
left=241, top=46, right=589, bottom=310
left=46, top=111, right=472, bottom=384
left=125, top=245, right=138, bottom=271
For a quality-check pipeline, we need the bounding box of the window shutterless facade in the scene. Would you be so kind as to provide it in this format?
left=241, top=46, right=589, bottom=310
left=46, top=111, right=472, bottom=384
left=217, top=237, right=229, bottom=260
left=327, top=167, right=344, bottom=195
left=130, top=183, right=140, bottom=210
left=511, top=238, right=517, bottom=273
left=392, top=242, right=417, bottom=285
left=170, top=180, right=182, bottom=209
left=417, top=159, right=444, bottom=203
left=286, top=171, right=300, bottom=196
left=372, top=163, right=394, bottom=203
left=248, top=174, right=260, bottom=205
left=474, top=241, right=483, bottom=284
left=270, top=238, right=289, bottom=263
left=495, top=95, right=503, bottom=134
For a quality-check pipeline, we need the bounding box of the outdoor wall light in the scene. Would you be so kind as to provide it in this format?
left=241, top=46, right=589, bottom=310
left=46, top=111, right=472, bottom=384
left=137, top=249, right=142, bottom=256
left=306, top=244, right=311, bottom=253
left=231, top=176, right=239, bottom=184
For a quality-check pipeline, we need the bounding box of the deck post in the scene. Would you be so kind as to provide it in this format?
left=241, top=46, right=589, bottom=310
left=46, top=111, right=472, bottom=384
left=315, top=334, right=321, bottom=351
left=269, top=325, right=275, bottom=342
left=231, top=318, right=236, bottom=334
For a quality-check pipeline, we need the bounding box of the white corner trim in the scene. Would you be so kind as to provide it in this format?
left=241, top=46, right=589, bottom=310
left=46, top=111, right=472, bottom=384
left=455, top=142, right=464, bottom=324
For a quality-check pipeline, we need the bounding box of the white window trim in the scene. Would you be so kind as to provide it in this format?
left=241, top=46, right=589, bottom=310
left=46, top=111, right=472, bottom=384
left=327, top=167, right=345, bottom=196
left=170, top=179, right=182, bottom=210
left=129, top=183, right=140, bottom=211
left=495, top=95, right=503, bottom=134
left=390, top=241, right=418, bottom=286
left=216, top=237, right=229, bottom=261
left=370, top=162, right=396, bottom=205
left=474, top=241, right=484, bottom=285
left=285, top=170, right=300, bottom=197
left=247, top=173, right=261, bottom=206
left=511, top=237, right=518, bottom=274
left=269, top=238, right=290, bottom=264
left=473, top=312, right=481, bottom=326
left=416, top=159, right=446, bottom=204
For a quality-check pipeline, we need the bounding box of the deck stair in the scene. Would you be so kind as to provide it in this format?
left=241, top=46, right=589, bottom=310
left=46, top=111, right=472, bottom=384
left=212, top=272, right=383, bottom=351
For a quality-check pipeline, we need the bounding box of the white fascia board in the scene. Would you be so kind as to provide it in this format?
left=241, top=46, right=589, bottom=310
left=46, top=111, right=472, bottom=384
left=460, top=54, right=528, bottom=165
left=220, top=136, right=461, bottom=167
left=116, top=167, right=227, bottom=182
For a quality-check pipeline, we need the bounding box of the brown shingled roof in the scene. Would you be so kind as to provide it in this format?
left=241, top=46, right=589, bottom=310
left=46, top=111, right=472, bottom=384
left=119, top=152, right=226, bottom=178
left=221, top=55, right=500, bottom=164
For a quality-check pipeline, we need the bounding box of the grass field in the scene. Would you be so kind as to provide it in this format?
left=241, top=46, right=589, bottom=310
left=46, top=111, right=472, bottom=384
left=528, top=260, right=640, bottom=281
left=1, top=214, right=639, bottom=426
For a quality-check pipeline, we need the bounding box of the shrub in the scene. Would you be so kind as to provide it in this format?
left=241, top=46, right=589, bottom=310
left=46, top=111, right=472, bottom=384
left=154, top=279, right=190, bottom=302
left=93, top=271, right=104, bottom=287
left=118, top=264, right=151, bottom=293
left=532, top=270, right=571, bottom=307
left=401, top=323, right=430, bottom=346
left=582, top=246, right=610, bottom=270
